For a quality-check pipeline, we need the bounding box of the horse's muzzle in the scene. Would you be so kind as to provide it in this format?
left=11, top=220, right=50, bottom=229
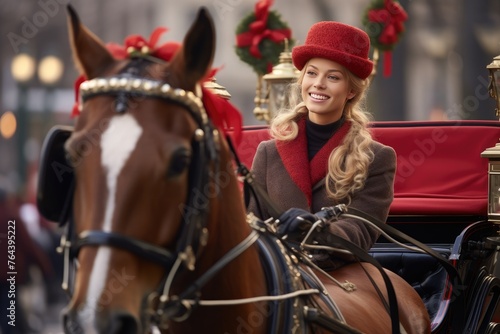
left=63, top=308, right=140, bottom=334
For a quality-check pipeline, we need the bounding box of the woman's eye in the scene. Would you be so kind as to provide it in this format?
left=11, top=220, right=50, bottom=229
left=167, top=148, right=192, bottom=177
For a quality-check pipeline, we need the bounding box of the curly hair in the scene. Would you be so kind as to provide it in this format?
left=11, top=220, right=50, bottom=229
left=269, top=62, right=374, bottom=204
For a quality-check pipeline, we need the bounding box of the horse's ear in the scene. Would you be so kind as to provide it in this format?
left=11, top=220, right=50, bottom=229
left=170, top=7, right=215, bottom=88
left=66, top=5, right=116, bottom=79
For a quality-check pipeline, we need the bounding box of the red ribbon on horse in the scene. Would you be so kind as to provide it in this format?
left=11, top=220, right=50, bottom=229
left=106, top=27, right=181, bottom=61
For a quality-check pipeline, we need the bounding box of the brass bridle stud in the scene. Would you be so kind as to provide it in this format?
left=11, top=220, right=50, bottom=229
left=194, top=128, right=205, bottom=142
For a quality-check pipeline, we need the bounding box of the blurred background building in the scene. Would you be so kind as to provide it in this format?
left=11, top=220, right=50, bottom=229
left=0, top=0, right=499, bottom=332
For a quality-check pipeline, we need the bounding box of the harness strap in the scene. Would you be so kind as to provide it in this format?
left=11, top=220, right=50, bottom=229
left=56, top=179, right=75, bottom=295
left=256, top=236, right=288, bottom=333
left=75, top=231, right=176, bottom=267
left=297, top=265, right=350, bottom=328
left=341, top=207, right=466, bottom=331
left=160, top=230, right=260, bottom=318
left=225, top=135, right=282, bottom=219
left=256, top=227, right=306, bottom=333
left=175, top=133, right=211, bottom=267
left=304, top=307, right=364, bottom=334
left=304, top=232, right=401, bottom=334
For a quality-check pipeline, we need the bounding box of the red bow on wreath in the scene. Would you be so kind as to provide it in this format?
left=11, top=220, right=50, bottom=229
left=236, top=0, right=291, bottom=60
left=367, top=0, right=407, bottom=77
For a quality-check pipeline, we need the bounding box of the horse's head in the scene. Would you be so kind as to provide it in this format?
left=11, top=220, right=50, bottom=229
left=61, top=6, right=250, bottom=333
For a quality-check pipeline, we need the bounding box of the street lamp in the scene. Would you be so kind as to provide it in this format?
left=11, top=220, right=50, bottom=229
left=481, top=54, right=500, bottom=222
left=38, top=55, right=64, bottom=134
left=11, top=53, right=36, bottom=192
left=38, top=55, right=64, bottom=85
left=487, top=55, right=500, bottom=120
left=0, top=111, right=17, bottom=139
left=11, top=54, right=36, bottom=83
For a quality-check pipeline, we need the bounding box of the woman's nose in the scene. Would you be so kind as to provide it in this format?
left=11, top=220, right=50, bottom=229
left=314, top=77, right=326, bottom=89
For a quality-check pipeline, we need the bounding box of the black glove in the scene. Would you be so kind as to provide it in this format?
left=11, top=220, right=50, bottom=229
left=315, top=205, right=345, bottom=221
left=276, top=208, right=318, bottom=239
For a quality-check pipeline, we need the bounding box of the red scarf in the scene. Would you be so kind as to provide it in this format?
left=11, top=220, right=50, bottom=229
left=276, top=117, right=351, bottom=205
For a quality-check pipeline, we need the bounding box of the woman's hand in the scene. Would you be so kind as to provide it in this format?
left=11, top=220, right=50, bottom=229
left=276, top=208, right=319, bottom=240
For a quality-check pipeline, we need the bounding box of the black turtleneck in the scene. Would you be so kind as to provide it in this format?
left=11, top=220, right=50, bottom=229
left=306, top=117, right=345, bottom=160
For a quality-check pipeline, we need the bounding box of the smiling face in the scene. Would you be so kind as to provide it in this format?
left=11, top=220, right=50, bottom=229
left=301, top=58, right=355, bottom=124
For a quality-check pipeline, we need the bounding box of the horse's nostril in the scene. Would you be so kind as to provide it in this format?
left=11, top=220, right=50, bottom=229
left=109, top=311, right=139, bottom=334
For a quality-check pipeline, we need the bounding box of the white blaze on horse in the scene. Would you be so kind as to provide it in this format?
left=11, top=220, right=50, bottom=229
left=58, top=5, right=430, bottom=334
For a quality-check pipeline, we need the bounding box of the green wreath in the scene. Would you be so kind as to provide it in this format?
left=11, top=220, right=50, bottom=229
left=235, top=10, right=294, bottom=76
left=362, top=0, right=407, bottom=52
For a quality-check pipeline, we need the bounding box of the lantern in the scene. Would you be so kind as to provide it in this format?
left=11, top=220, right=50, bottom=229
left=481, top=55, right=500, bottom=221
left=261, top=45, right=299, bottom=122
left=487, top=55, right=500, bottom=119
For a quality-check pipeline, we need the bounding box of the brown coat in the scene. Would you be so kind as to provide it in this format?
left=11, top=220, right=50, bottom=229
left=247, top=128, right=396, bottom=268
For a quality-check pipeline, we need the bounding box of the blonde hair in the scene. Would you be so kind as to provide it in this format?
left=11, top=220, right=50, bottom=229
left=270, top=63, right=374, bottom=204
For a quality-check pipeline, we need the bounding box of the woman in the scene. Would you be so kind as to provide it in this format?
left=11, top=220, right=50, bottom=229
left=247, top=21, right=396, bottom=269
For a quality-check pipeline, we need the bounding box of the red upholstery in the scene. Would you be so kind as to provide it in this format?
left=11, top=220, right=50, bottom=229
left=233, top=121, right=500, bottom=216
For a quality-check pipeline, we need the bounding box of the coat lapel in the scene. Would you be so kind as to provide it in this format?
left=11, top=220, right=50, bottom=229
left=276, top=118, right=312, bottom=204
left=276, top=118, right=351, bottom=206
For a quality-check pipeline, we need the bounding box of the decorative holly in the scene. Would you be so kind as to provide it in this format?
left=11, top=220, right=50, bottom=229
left=363, top=0, right=408, bottom=77
left=235, top=0, right=293, bottom=75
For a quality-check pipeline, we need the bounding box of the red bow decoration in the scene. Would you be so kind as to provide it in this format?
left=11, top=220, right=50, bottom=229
left=106, top=27, right=182, bottom=61
left=367, top=0, right=407, bottom=77
left=236, top=0, right=291, bottom=60
left=71, top=28, right=243, bottom=145
left=71, top=28, right=178, bottom=117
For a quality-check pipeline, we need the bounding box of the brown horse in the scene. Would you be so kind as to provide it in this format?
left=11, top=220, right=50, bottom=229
left=60, top=5, right=430, bottom=334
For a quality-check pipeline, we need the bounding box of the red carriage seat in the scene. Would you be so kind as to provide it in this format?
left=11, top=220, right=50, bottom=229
left=234, top=120, right=500, bottom=217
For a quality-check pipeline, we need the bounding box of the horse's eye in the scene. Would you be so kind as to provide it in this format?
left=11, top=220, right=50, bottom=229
left=167, top=148, right=192, bottom=177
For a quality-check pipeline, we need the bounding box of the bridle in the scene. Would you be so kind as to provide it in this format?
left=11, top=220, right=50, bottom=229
left=78, top=72, right=218, bottom=260
left=58, top=62, right=225, bottom=328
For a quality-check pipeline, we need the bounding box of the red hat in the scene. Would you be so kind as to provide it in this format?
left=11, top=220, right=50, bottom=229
left=292, top=21, right=373, bottom=79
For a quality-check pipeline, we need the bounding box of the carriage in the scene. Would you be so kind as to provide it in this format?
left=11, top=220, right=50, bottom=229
left=35, top=5, right=500, bottom=334
left=233, top=120, right=500, bottom=333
